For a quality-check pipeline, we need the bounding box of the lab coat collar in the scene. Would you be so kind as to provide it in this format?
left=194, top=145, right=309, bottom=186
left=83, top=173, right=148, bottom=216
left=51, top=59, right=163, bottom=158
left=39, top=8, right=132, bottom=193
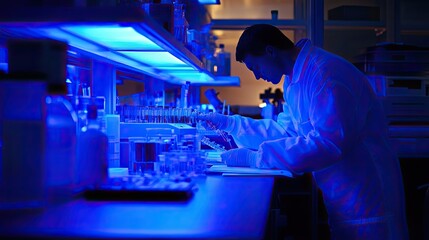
left=291, top=39, right=312, bottom=84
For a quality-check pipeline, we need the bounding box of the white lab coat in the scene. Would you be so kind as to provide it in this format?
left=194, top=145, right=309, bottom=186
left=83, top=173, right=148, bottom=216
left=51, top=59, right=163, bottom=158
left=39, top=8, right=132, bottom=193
left=224, top=39, right=409, bottom=239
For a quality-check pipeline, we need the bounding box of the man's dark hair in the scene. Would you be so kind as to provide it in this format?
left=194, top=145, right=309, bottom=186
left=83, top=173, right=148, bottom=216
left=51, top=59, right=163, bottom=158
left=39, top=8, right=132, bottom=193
left=236, top=24, right=295, bottom=62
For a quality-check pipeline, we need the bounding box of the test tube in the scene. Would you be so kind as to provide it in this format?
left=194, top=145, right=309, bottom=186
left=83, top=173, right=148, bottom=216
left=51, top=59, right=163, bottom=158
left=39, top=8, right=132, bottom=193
left=148, top=107, right=153, bottom=123
left=179, top=155, right=187, bottom=175
left=158, top=154, right=166, bottom=176
left=201, top=136, right=226, bottom=152
left=144, top=107, right=149, bottom=123
left=153, top=107, right=158, bottom=123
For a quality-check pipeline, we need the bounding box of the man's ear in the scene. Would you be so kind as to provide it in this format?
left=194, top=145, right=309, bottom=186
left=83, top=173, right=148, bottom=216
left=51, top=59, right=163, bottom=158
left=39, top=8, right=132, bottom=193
left=265, top=45, right=276, bottom=57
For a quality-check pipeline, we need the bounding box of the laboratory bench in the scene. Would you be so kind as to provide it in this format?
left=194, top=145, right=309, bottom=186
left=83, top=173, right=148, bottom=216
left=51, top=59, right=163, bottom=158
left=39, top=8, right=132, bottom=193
left=0, top=175, right=275, bottom=240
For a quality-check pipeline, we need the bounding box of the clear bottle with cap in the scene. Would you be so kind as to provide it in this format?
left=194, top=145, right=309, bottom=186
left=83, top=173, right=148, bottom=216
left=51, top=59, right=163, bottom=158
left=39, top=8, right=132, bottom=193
left=45, top=91, right=78, bottom=202
left=76, top=103, right=108, bottom=192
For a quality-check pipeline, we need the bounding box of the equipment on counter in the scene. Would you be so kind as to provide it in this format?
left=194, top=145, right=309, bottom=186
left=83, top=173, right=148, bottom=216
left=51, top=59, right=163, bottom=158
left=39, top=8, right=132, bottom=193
left=259, top=87, right=284, bottom=120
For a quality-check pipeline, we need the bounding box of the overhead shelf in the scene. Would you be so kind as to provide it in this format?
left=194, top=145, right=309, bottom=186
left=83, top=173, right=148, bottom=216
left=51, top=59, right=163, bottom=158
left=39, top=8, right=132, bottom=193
left=324, top=20, right=385, bottom=30
left=211, top=18, right=385, bottom=31
left=210, top=19, right=307, bottom=30
left=0, top=6, right=239, bottom=86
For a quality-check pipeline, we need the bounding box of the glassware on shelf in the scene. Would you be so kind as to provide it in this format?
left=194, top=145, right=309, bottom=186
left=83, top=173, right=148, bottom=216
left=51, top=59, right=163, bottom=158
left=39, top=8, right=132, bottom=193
left=173, top=0, right=188, bottom=45
left=215, top=43, right=231, bottom=76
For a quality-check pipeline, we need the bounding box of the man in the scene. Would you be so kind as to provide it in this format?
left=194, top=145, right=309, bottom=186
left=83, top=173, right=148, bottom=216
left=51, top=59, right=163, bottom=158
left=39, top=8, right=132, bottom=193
left=200, top=24, right=408, bottom=239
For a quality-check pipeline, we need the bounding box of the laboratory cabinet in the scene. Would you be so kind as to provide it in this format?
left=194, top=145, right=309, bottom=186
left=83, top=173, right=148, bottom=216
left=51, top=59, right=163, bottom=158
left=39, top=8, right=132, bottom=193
left=324, top=0, right=387, bottom=61
left=324, top=0, right=429, bottom=57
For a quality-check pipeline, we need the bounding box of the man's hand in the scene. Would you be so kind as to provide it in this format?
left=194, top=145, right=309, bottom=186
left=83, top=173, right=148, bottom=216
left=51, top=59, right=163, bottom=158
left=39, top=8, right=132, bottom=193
left=221, top=148, right=259, bottom=168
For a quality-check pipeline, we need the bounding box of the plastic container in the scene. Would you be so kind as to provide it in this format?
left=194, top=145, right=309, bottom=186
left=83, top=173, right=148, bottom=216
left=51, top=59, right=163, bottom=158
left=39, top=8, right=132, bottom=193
left=45, top=95, right=78, bottom=201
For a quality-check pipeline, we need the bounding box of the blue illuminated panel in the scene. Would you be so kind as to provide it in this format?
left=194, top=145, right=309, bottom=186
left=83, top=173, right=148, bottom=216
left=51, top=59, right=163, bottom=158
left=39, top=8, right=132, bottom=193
left=118, top=51, right=190, bottom=68
left=198, top=0, right=220, bottom=4
left=156, top=66, right=196, bottom=72
left=61, top=25, right=163, bottom=51
left=36, top=25, right=237, bottom=84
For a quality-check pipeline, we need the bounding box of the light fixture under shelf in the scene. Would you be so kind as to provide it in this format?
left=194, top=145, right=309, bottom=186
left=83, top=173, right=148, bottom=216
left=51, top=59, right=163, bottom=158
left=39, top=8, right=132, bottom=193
left=0, top=6, right=239, bottom=86
left=198, top=0, right=221, bottom=5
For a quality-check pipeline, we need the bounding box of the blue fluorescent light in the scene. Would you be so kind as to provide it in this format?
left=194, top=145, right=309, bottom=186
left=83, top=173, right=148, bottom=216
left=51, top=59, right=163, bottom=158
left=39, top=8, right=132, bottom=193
left=61, top=25, right=163, bottom=51
left=36, top=26, right=158, bottom=75
left=34, top=24, right=232, bottom=84
left=171, top=72, right=213, bottom=83
left=198, top=0, right=220, bottom=4
left=156, top=66, right=196, bottom=71
left=118, top=51, right=190, bottom=68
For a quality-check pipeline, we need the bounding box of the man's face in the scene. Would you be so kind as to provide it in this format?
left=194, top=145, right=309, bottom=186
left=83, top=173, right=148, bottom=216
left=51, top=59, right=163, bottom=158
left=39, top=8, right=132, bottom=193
left=243, top=53, right=284, bottom=85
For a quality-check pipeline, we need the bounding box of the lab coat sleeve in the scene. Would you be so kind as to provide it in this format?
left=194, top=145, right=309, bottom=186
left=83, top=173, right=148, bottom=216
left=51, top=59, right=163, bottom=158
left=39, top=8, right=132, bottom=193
left=225, top=114, right=295, bottom=150
left=276, top=106, right=298, bottom=137
left=258, top=79, right=362, bottom=174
